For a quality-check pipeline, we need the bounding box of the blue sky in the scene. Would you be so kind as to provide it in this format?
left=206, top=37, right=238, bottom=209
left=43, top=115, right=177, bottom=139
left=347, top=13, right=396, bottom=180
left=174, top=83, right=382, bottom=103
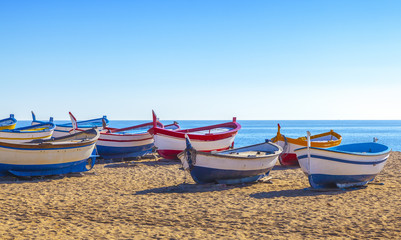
left=1, top=1, right=400, bottom=120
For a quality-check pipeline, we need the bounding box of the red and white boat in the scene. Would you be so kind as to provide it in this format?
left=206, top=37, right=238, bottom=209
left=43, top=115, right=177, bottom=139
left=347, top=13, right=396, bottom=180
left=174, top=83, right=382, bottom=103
left=96, top=119, right=179, bottom=160
left=148, top=111, right=241, bottom=160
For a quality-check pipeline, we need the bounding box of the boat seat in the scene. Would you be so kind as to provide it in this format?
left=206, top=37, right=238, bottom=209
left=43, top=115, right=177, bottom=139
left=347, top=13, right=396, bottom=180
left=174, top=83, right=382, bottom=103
left=229, top=151, right=270, bottom=156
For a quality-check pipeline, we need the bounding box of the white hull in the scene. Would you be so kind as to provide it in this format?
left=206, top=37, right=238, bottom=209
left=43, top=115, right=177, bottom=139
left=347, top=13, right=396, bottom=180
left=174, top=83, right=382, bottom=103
left=97, top=132, right=154, bottom=148
left=0, top=130, right=53, bottom=143
left=294, top=143, right=391, bottom=188
left=154, top=133, right=235, bottom=152
left=296, top=148, right=389, bottom=176
left=0, top=143, right=95, bottom=166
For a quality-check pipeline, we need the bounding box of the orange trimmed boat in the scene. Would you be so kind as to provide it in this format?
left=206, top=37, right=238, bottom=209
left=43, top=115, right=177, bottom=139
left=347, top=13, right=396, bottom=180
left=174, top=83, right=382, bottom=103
left=271, top=124, right=342, bottom=166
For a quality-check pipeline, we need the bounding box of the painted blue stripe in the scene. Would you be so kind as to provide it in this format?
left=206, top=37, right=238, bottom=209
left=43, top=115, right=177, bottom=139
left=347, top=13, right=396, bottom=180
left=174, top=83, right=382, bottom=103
left=0, top=158, right=94, bottom=177
left=190, top=166, right=272, bottom=184
left=10, top=122, right=55, bottom=132
left=34, top=118, right=108, bottom=128
left=0, top=143, right=94, bottom=151
left=55, top=129, right=70, bottom=133
left=96, top=143, right=154, bottom=159
left=298, top=154, right=387, bottom=165
left=295, top=142, right=390, bottom=155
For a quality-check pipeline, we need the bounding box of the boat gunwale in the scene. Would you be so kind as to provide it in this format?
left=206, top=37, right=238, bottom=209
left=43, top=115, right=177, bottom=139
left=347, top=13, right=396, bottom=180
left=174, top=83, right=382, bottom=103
left=150, top=121, right=241, bottom=141
left=272, top=129, right=342, bottom=148
left=102, top=121, right=164, bottom=136
left=2, top=122, right=56, bottom=133
left=294, top=144, right=391, bottom=157
left=0, top=129, right=99, bottom=150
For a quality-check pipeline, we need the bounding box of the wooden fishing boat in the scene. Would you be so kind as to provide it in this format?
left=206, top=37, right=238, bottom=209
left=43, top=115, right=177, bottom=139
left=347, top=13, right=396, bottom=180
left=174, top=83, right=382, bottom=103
left=31, top=111, right=108, bottom=138
left=177, top=136, right=282, bottom=184
left=271, top=124, right=342, bottom=166
left=148, top=111, right=241, bottom=160
left=96, top=119, right=180, bottom=160
left=0, top=114, right=17, bottom=130
left=294, top=132, right=391, bottom=189
left=0, top=128, right=100, bottom=177
left=0, top=122, right=55, bottom=143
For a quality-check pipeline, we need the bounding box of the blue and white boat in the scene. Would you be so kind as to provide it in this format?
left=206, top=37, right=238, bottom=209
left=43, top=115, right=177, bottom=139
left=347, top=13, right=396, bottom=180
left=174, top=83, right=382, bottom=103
left=0, top=114, right=17, bottom=130
left=31, top=111, right=108, bottom=138
left=178, top=135, right=282, bottom=184
left=96, top=119, right=179, bottom=160
left=294, top=131, right=391, bottom=189
left=0, top=122, right=55, bottom=143
left=0, top=128, right=100, bottom=177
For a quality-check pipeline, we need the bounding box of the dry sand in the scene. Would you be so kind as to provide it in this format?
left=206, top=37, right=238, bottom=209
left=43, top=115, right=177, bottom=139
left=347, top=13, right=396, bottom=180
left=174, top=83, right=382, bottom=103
left=0, top=152, right=400, bottom=239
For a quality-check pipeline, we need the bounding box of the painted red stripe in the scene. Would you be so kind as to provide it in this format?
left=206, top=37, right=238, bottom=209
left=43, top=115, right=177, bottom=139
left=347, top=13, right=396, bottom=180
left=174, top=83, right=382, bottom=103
left=104, top=121, right=164, bottom=134
left=149, top=121, right=241, bottom=141
left=98, top=137, right=153, bottom=142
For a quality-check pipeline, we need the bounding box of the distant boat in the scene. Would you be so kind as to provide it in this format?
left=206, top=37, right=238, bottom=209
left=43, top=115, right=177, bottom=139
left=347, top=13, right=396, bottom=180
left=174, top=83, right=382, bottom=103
left=96, top=119, right=180, bottom=160
left=271, top=124, right=342, bottom=166
left=148, top=111, right=241, bottom=160
left=0, top=128, right=100, bottom=177
left=31, top=111, right=108, bottom=137
left=294, top=131, right=391, bottom=189
left=178, top=135, right=282, bottom=184
left=0, top=114, right=17, bottom=130
left=0, top=122, right=55, bottom=143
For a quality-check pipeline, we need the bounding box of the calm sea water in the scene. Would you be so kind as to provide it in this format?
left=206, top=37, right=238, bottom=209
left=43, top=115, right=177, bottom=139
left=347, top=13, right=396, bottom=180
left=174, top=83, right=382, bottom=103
left=17, top=120, right=401, bottom=151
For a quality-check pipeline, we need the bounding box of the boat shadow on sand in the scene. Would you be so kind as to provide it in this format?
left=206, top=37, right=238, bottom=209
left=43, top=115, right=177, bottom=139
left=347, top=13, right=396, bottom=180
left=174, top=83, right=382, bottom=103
left=135, top=182, right=253, bottom=195
left=103, top=159, right=180, bottom=169
left=0, top=172, right=97, bottom=184
left=250, top=186, right=367, bottom=199
left=272, top=165, right=300, bottom=171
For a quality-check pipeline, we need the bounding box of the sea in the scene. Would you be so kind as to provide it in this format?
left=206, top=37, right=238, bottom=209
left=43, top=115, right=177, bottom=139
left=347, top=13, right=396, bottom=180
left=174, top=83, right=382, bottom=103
left=17, top=120, right=401, bottom=151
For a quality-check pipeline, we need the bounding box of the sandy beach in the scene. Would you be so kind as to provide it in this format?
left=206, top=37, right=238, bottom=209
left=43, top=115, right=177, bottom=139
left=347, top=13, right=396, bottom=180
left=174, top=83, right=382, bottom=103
left=0, top=152, right=400, bottom=239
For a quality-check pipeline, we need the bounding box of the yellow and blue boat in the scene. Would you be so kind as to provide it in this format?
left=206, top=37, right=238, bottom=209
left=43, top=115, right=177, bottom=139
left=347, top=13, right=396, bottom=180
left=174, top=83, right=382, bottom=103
left=0, top=114, right=17, bottom=130
left=0, top=122, right=55, bottom=143
left=271, top=124, right=342, bottom=166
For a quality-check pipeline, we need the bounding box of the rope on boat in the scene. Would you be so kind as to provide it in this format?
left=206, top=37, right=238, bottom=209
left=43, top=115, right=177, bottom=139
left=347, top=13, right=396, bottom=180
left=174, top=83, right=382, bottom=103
left=182, top=148, right=197, bottom=184
left=183, top=148, right=197, bottom=171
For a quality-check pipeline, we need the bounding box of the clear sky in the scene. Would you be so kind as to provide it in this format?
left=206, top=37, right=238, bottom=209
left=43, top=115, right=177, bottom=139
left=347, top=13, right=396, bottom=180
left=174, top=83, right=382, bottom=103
left=1, top=1, right=400, bottom=120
